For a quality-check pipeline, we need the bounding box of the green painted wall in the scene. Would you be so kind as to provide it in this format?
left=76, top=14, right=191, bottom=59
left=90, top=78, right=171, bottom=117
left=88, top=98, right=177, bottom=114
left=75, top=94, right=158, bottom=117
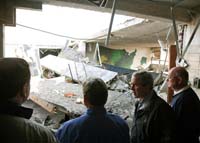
left=100, top=46, right=137, bottom=69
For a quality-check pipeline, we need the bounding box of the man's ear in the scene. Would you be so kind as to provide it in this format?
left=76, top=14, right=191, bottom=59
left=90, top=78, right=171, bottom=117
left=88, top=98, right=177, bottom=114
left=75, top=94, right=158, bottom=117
left=23, top=82, right=30, bottom=99
left=84, top=95, right=89, bottom=107
left=14, top=83, right=29, bottom=104
left=177, top=76, right=183, bottom=85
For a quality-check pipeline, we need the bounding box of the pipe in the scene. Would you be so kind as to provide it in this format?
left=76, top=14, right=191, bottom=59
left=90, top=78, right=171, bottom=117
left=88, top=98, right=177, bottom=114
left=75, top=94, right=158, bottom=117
left=105, top=0, right=117, bottom=47
left=82, top=62, right=87, bottom=80
left=182, top=18, right=200, bottom=58
left=68, top=64, right=74, bottom=81
left=171, top=7, right=180, bottom=60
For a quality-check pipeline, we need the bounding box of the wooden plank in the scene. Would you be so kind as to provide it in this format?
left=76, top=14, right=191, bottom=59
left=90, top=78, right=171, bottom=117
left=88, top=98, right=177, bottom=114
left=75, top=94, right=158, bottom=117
left=167, top=45, right=177, bottom=103
left=29, top=94, right=57, bottom=113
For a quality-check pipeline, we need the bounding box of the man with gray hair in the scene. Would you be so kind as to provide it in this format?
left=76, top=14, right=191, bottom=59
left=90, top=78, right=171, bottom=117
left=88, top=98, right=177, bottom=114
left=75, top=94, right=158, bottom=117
left=130, top=71, right=176, bottom=143
left=56, top=77, right=130, bottom=143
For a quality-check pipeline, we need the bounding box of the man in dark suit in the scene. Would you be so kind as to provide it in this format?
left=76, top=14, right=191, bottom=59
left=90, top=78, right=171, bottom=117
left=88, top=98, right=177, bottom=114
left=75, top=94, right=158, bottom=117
left=168, top=66, right=200, bottom=143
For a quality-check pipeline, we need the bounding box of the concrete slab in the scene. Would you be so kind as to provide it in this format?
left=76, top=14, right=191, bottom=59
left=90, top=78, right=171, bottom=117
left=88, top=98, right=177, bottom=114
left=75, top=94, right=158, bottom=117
left=40, top=55, right=118, bottom=83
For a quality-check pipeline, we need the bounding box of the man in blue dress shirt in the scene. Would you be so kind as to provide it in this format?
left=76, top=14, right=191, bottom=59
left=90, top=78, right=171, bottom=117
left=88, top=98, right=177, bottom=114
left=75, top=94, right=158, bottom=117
left=56, top=77, right=130, bottom=143
left=168, top=67, right=200, bottom=143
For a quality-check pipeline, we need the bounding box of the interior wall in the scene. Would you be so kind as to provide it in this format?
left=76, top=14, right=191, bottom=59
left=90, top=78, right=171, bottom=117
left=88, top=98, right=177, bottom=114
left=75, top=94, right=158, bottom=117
left=86, top=43, right=153, bottom=70
left=110, top=45, right=158, bottom=70
left=184, top=16, right=200, bottom=96
left=128, top=47, right=152, bottom=70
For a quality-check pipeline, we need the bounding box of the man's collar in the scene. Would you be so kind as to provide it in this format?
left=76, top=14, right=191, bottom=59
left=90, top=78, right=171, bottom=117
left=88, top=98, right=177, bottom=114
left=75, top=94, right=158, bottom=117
left=137, top=90, right=154, bottom=110
left=0, top=101, right=33, bottom=119
left=87, top=107, right=106, bottom=115
left=174, top=85, right=190, bottom=96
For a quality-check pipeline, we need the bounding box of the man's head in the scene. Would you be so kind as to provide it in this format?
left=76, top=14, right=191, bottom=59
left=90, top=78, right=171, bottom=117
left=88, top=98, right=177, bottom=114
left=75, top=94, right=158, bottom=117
left=130, top=71, right=153, bottom=99
left=82, top=78, right=108, bottom=108
left=0, top=58, right=31, bottom=104
left=167, top=67, right=188, bottom=91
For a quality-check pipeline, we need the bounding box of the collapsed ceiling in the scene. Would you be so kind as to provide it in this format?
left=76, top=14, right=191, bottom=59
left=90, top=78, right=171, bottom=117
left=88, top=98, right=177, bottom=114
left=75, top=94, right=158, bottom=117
left=39, top=0, right=200, bottom=48
left=1, top=0, right=200, bottom=49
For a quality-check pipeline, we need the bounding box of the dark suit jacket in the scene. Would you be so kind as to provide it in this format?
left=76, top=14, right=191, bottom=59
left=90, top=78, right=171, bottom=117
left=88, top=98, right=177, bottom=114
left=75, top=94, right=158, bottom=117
left=131, top=91, right=176, bottom=143
left=171, top=87, right=200, bottom=143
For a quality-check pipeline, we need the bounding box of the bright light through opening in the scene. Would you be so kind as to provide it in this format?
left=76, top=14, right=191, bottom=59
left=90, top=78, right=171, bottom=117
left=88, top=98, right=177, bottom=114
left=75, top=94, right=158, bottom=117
left=5, top=4, right=135, bottom=46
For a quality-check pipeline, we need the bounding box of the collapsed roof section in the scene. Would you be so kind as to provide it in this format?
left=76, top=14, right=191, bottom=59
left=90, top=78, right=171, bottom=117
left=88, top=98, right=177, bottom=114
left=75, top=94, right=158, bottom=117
left=40, top=55, right=118, bottom=83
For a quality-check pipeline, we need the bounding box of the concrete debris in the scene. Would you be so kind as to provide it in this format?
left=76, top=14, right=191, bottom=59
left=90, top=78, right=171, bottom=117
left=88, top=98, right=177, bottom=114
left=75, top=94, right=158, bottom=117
left=58, top=46, right=85, bottom=62
left=109, top=77, right=130, bottom=92
left=30, top=76, right=135, bottom=128
left=29, top=48, right=165, bottom=131
left=40, top=55, right=118, bottom=83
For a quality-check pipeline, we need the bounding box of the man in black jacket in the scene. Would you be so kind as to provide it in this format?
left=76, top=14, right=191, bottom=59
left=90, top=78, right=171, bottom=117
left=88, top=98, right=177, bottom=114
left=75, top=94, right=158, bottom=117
left=168, top=67, right=200, bottom=143
left=130, top=71, right=176, bottom=143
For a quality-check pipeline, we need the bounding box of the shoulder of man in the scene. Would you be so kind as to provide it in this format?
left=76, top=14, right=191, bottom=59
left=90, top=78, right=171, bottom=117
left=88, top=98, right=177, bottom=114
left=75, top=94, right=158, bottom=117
left=0, top=115, right=58, bottom=143
left=23, top=117, right=58, bottom=143
left=106, top=112, right=129, bottom=126
left=151, top=93, right=174, bottom=113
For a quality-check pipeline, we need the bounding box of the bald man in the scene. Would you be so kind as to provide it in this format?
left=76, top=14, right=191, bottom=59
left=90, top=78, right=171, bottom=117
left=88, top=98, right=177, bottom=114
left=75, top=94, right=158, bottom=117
left=167, top=67, right=200, bottom=143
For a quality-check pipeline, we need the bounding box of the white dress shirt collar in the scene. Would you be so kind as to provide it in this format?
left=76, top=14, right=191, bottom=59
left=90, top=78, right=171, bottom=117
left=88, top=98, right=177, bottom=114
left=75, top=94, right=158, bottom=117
left=174, top=85, right=190, bottom=96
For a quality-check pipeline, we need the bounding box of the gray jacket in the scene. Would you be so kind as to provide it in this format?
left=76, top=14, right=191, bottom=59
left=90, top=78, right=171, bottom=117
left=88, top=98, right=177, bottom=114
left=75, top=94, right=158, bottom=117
left=0, top=101, right=58, bottom=143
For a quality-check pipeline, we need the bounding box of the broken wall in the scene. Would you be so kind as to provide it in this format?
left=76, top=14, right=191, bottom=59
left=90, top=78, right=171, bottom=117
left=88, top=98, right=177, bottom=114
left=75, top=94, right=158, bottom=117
left=86, top=43, right=153, bottom=70
left=127, top=46, right=153, bottom=70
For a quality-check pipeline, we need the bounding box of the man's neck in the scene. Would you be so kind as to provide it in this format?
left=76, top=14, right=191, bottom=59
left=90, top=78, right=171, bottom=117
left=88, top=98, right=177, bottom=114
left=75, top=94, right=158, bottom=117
left=174, top=85, right=190, bottom=95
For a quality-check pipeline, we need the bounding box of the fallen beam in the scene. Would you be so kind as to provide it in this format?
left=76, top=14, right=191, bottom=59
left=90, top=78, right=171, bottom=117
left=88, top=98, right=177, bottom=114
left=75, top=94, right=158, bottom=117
left=29, top=95, right=57, bottom=113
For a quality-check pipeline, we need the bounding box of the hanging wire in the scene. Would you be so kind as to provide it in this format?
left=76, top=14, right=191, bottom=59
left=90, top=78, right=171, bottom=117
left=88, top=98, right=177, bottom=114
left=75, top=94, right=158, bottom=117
left=17, top=23, right=81, bottom=40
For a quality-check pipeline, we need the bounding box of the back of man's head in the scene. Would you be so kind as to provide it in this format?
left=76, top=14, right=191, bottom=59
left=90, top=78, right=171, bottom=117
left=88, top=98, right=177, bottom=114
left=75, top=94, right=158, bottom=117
left=173, top=67, right=189, bottom=85
left=83, top=78, right=108, bottom=107
left=0, top=58, right=30, bottom=101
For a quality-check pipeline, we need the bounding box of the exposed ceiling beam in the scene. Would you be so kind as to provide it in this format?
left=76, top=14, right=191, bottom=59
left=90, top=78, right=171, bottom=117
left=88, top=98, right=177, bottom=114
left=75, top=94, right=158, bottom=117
left=38, top=0, right=194, bottom=23
left=0, top=0, right=42, bottom=26
left=102, top=0, right=193, bottom=23
left=0, top=0, right=16, bottom=26
left=15, top=0, right=42, bottom=10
